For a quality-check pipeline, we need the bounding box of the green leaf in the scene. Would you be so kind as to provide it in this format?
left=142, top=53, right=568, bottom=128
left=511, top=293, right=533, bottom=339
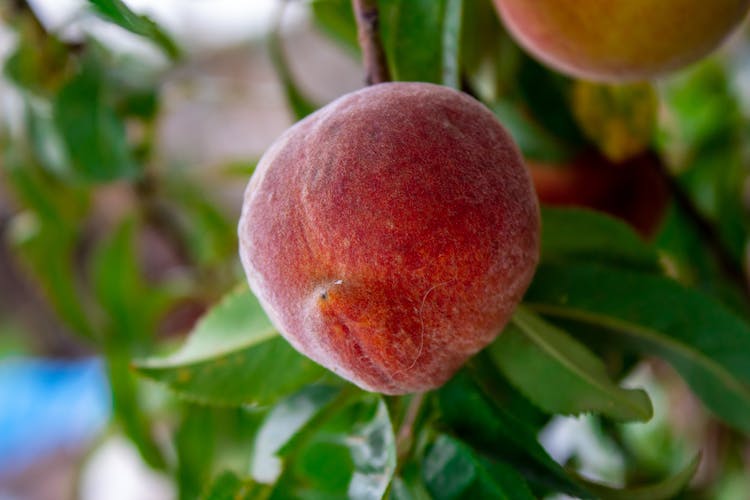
left=576, top=454, right=700, bottom=500
left=468, top=352, right=549, bottom=432
left=490, top=307, right=652, bottom=422
left=86, top=0, right=181, bottom=60
left=24, top=96, right=72, bottom=179
left=491, top=100, right=573, bottom=162
left=526, top=263, right=750, bottom=433
left=311, top=0, right=360, bottom=54
left=422, top=434, right=535, bottom=500
left=460, top=0, right=521, bottom=102
left=164, top=179, right=237, bottom=267
left=251, top=385, right=341, bottom=483
left=441, top=0, right=463, bottom=89
left=380, top=0, right=445, bottom=83
left=271, top=393, right=396, bottom=500
left=107, top=352, right=167, bottom=469
left=175, top=407, right=216, bottom=500
left=516, top=56, right=585, bottom=146
left=135, top=286, right=327, bottom=406
left=388, top=469, right=432, bottom=500
left=268, top=23, right=318, bottom=120
left=91, top=218, right=172, bottom=347
left=436, top=374, right=592, bottom=498
left=540, top=207, right=660, bottom=272
left=53, top=55, right=139, bottom=183
left=4, top=157, right=93, bottom=339
left=4, top=15, right=70, bottom=95
left=202, top=471, right=272, bottom=500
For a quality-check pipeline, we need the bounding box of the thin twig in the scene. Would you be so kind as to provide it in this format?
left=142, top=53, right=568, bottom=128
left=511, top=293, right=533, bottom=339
left=352, top=0, right=391, bottom=85
left=396, top=392, right=425, bottom=463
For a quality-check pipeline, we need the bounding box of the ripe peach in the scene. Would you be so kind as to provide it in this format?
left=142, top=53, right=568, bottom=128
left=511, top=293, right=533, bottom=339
left=238, top=82, right=539, bottom=394
left=494, top=0, right=750, bottom=81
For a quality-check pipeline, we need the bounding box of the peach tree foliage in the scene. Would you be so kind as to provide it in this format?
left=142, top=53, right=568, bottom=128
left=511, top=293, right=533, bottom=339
left=2, top=0, right=750, bottom=499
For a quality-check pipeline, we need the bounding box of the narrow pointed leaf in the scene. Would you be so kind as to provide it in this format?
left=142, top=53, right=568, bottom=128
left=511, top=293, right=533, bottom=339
left=576, top=454, right=700, bottom=500
left=490, top=307, right=652, bottom=421
left=441, top=0, right=463, bottom=89
left=422, top=434, right=535, bottom=500
left=135, top=286, right=326, bottom=406
left=87, top=0, right=181, bottom=59
left=251, top=385, right=341, bottom=483
left=270, top=393, right=396, bottom=500
left=380, top=0, right=445, bottom=83
left=268, top=24, right=318, bottom=120
left=53, top=56, right=139, bottom=183
left=526, top=263, right=750, bottom=433
left=437, top=374, right=593, bottom=498
left=540, top=207, right=660, bottom=272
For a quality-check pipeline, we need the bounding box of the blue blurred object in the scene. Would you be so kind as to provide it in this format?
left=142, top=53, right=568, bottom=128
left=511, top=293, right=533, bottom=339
left=0, top=357, right=111, bottom=475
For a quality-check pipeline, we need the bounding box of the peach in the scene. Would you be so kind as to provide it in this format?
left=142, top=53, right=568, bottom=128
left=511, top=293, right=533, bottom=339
left=238, top=82, right=539, bottom=394
left=494, top=0, right=750, bottom=81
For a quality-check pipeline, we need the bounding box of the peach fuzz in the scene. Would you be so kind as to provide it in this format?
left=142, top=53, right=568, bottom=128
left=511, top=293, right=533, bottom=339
left=494, top=0, right=750, bottom=82
left=238, top=82, right=539, bottom=394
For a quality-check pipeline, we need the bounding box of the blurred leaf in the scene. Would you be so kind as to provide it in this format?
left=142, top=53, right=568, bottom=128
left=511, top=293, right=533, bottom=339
left=572, top=81, right=657, bottom=163
left=8, top=213, right=93, bottom=339
left=490, top=307, right=652, bottom=421
left=202, top=471, right=272, bottom=500
left=436, top=374, right=592, bottom=498
left=576, top=454, right=700, bottom=500
left=176, top=406, right=216, bottom=500
left=380, top=0, right=445, bottom=83
left=115, top=88, right=159, bottom=120
left=422, top=434, right=534, bottom=500
left=460, top=0, right=520, bottom=102
left=53, top=55, right=139, bottom=183
left=491, top=100, right=573, bottom=162
left=107, top=351, right=167, bottom=469
left=657, top=60, right=738, bottom=157
left=388, top=463, right=432, bottom=500
left=87, top=0, right=181, bottom=60
left=311, top=0, right=360, bottom=54
left=165, top=179, right=236, bottom=267
left=24, top=96, right=72, bottom=179
left=516, top=57, right=585, bottom=147
left=540, top=207, right=660, bottom=272
left=251, top=385, right=341, bottom=483
left=657, top=205, right=749, bottom=319
left=679, top=138, right=747, bottom=264
left=270, top=393, right=396, bottom=500
left=527, top=263, right=750, bottom=433
left=135, top=286, right=327, bottom=406
left=268, top=17, right=318, bottom=120
left=4, top=14, right=70, bottom=95
left=4, top=155, right=93, bottom=339
left=441, top=0, right=463, bottom=89
left=91, top=218, right=173, bottom=347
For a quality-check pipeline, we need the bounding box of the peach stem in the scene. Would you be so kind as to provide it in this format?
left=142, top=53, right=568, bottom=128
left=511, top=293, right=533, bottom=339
left=352, top=0, right=391, bottom=85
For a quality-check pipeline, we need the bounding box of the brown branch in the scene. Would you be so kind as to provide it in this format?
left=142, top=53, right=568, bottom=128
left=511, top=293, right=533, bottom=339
left=352, top=0, right=391, bottom=85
